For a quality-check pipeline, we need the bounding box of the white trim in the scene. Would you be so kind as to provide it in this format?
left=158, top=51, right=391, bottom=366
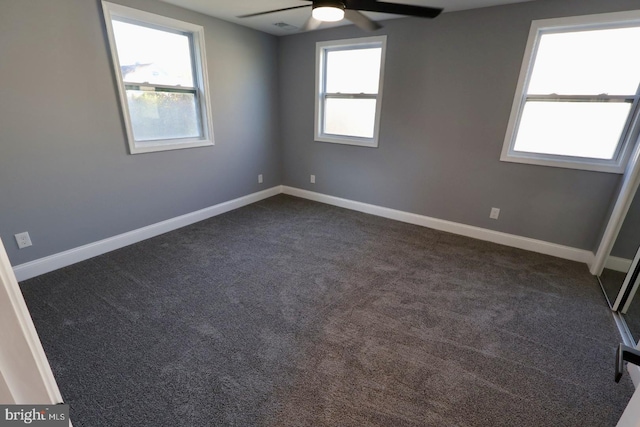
left=101, top=2, right=215, bottom=155
left=500, top=153, right=630, bottom=174
left=314, top=36, right=387, bottom=148
left=0, top=237, right=64, bottom=405
left=13, top=185, right=597, bottom=282
left=281, top=186, right=594, bottom=265
left=606, top=256, right=634, bottom=273
left=12, top=186, right=281, bottom=282
left=501, top=10, right=640, bottom=174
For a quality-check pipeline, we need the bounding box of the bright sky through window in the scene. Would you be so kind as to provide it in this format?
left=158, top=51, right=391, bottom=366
left=112, top=20, right=194, bottom=87
left=326, top=48, right=382, bottom=94
left=527, top=27, right=640, bottom=96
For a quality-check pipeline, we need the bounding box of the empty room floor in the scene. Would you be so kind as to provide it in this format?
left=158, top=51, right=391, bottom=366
left=19, top=195, right=634, bottom=426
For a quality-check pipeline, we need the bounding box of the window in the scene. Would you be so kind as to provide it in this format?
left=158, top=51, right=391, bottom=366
left=315, top=36, right=387, bottom=148
left=102, top=2, right=214, bottom=154
left=501, top=11, right=640, bottom=173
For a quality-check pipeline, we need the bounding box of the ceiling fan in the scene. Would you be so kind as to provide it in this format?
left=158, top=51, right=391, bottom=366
left=238, top=0, right=443, bottom=32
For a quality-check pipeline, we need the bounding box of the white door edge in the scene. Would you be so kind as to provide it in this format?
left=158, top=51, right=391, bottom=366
left=0, top=237, right=70, bottom=424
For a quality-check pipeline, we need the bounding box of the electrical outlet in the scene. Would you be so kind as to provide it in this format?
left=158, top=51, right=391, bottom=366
left=310, top=175, right=316, bottom=184
left=490, top=208, right=500, bottom=220
left=258, top=174, right=263, bottom=184
left=15, top=232, right=32, bottom=249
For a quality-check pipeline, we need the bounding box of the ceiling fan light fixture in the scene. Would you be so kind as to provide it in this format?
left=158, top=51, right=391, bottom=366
left=312, top=1, right=345, bottom=22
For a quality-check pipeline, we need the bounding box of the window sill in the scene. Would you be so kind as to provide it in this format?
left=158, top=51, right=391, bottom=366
left=129, top=139, right=214, bottom=155
left=500, top=151, right=625, bottom=174
left=315, top=134, right=378, bottom=148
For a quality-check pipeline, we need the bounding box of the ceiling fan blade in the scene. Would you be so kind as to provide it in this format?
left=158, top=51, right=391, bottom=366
left=345, top=0, right=443, bottom=19
left=238, top=4, right=310, bottom=19
left=344, top=10, right=382, bottom=31
left=301, top=16, right=322, bottom=31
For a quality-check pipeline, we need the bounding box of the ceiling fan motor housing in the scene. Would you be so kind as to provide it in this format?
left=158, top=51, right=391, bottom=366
left=312, top=0, right=347, bottom=22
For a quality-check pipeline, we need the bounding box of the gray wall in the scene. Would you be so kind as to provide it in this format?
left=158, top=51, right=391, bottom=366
left=279, top=0, right=640, bottom=251
left=0, top=0, right=281, bottom=265
left=3, top=0, right=639, bottom=268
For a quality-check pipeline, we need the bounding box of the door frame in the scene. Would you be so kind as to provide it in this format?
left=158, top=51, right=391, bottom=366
left=0, top=237, right=65, bottom=406
left=592, top=133, right=640, bottom=276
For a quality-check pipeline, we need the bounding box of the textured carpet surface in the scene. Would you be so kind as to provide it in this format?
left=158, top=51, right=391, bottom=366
left=20, top=195, right=634, bottom=426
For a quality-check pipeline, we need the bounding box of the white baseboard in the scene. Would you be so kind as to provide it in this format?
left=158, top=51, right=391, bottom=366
left=282, top=186, right=595, bottom=266
left=14, top=184, right=596, bottom=281
left=12, top=186, right=282, bottom=282
left=606, top=256, right=633, bottom=273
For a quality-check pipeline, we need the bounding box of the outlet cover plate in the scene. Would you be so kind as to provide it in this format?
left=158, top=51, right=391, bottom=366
left=15, top=232, right=32, bottom=249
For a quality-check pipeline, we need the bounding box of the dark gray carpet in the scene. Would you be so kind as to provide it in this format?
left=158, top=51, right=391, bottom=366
left=20, top=195, right=634, bottom=426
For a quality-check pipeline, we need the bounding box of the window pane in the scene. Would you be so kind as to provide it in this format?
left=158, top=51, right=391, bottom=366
left=324, top=98, right=377, bottom=138
left=326, top=47, right=382, bottom=94
left=528, top=27, right=640, bottom=96
left=112, top=20, right=194, bottom=87
left=126, top=90, right=200, bottom=141
left=513, top=101, right=631, bottom=159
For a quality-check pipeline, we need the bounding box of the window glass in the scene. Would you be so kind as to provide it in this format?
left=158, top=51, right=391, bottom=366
left=112, top=21, right=194, bottom=87
left=324, top=99, right=377, bottom=138
left=325, top=48, right=382, bottom=94
left=528, top=28, right=640, bottom=96
left=126, top=90, right=200, bottom=141
left=514, top=101, right=631, bottom=159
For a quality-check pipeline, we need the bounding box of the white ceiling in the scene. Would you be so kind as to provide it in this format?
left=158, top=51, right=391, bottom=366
left=158, top=0, right=539, bottom=36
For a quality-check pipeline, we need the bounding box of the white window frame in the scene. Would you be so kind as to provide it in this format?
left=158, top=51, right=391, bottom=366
left=101, top=2, right=215, bottom=154
left=501, top=11, right=640, bottom=173
left=315, top=36, right=387, bottom=148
